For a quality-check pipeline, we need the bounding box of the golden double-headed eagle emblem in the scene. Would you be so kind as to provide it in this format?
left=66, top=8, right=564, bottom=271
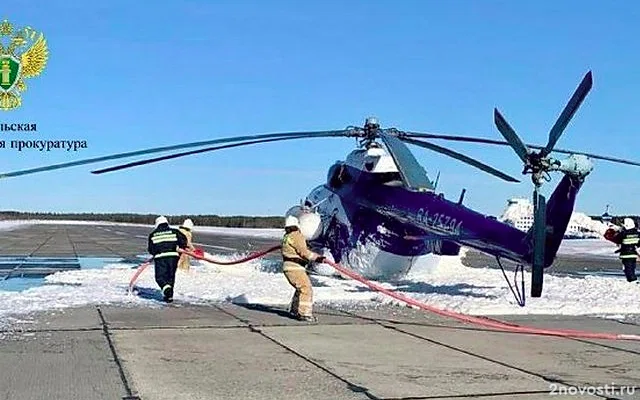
left=0, top=19, right=48, bottom=111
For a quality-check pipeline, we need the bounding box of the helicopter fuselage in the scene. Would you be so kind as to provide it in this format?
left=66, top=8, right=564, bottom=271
left=302, top=146, right=585, bottom=279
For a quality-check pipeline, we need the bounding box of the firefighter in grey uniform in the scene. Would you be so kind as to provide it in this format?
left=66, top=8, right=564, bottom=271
left=148, top=216, right=188, bottom=302
left=616, top=218, right=640, bottom=283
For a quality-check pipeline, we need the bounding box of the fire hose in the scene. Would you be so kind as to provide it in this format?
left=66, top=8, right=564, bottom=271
left=128, top=246, right=640, bottom=341
left=127, top=245, right=281, bottom=291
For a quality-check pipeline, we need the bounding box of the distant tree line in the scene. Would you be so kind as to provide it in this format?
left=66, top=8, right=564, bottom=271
left=0, top=211, right=284, bottom=228
left=1, top=210, right=637, bottom=230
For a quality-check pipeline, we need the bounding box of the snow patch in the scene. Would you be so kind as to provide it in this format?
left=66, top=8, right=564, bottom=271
left=0, top=247, right=638, bottom=331
left=192, top=226, right=282, bottom=239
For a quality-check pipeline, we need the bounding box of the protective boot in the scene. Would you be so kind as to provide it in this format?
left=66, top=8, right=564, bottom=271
left=288, top=291, right=300, bottom=318
left=162, top=285, right=174, bottom=303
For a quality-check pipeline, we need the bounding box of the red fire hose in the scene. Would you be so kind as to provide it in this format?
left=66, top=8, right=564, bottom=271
left=127, top=258, right=153, bottom=292
left=323, top=260, right=640, bottom=341
left=128, top=246, right=281, bottom=292
left=128, top=245, right=640, bottom=341
left=181, top=245, right=281, bottom=265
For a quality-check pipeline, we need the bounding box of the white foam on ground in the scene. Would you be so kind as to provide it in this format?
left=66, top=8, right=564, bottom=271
left=0, top=242, right=637, bottom=330
left=192, top=226, right=282, bottom=238
left=0, top=220, right=632, bottom=332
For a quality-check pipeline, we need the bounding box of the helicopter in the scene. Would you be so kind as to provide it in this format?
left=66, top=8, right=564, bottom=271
left=2, top=70, right=639, bottom=298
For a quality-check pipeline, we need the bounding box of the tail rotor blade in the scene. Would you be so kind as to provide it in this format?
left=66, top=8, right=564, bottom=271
left=541, top=71, right=593, bottom=157
left=494, top=108, right=530, bottom=163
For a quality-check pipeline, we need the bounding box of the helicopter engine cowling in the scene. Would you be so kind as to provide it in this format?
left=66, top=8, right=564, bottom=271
left=285, top=205, right=323, bottom=240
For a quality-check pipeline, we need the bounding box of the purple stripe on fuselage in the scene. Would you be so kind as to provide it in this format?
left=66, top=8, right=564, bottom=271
left=313, top=164, right=583, bottom=268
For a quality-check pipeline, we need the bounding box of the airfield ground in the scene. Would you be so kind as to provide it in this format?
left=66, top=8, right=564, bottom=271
left=0, top=223, right=639, bottom=399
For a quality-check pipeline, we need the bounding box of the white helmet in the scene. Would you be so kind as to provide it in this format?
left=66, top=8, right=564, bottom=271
left=182, top=218, right=194, bottom=229
left=623, top=218, right=635, bottom=230
left=155, top=215, right=168, bottom=227
left=285, top=215, right=299, bottom=228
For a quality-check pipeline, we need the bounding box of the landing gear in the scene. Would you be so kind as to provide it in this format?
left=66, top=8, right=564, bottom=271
left=496, top=257, right=526, bottom=307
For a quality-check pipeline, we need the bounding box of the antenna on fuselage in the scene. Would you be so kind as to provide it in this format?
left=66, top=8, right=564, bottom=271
left=458, top=188, right=466, bottom=205
left=433, top=171, right=441, bottom=190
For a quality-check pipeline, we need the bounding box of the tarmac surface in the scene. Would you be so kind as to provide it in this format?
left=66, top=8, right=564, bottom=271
left=1, top=223, right=639, bottom=400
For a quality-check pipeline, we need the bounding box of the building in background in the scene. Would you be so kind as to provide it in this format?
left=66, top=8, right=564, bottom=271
left=499, top=198, right=608, bottom=239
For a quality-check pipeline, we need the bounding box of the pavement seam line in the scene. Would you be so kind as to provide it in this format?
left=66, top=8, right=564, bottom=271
left=382, top=390, right=558, bottom=399
left=2, top=230, right=57, bottom=280
left=213, top=304, right=380, bottom=400
left=568, top=337, right=640, bottom=356
left=0, top=316, right=385, bottom=334
left=324, top=307, right=640, bottom=356
left=65, top=227, right=79, bottom=259
left=331, top=306, right=635, bottom=399
left=96, top=306, right=141, bottom=400
left=379, top=389, right=563, bottom=399
left=379, top=322, right=624, bottom=400
left=255, top=328, right=381, bottom=400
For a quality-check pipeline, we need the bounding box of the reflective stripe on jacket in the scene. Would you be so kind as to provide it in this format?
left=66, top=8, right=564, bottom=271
left=148, top=224, right=188, bottom=259
left=618, top=228, right=640, bottom=259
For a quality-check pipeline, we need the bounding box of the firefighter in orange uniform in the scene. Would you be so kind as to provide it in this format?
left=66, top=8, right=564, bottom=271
left=281, top=215, right=324, bottom=322
left=178, top=219, right=196, bottom=271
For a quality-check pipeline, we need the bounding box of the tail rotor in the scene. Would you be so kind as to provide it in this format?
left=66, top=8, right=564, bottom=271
left=493, top=70, right=593, bottom=297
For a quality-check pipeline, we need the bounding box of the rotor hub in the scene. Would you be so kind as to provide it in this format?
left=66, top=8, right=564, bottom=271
left=523, top=152, right=554, bottom=186
left=359, top=117, right=382, bottom=148
left=364, top=117, right=380, bottom=130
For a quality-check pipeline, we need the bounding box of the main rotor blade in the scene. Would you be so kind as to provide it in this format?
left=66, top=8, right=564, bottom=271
left=401, top=137, right=520, bottom=183
left=378, top=132, right=435, bottom=191
left=494, top=108, right=531, bottom=163
left=91, top=135, right=319, bottom=174
left=541, top=71, right=593, bottom=158
left=0, top=130, right=355, bottom=179
left=403, top=132, right=640, bottom=167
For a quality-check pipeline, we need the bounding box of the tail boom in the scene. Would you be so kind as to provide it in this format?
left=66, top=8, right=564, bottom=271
left=525, top=173, right=586, bottom=268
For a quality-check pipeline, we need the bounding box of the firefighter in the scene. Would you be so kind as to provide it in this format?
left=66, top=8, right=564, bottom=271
left=178, top=218, right=196, bottom=271
left=281, top=215, right=325, bottom=322
left=148, top=216, right=188, bottom=302
left=616, top=218, right=639, bottom=283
